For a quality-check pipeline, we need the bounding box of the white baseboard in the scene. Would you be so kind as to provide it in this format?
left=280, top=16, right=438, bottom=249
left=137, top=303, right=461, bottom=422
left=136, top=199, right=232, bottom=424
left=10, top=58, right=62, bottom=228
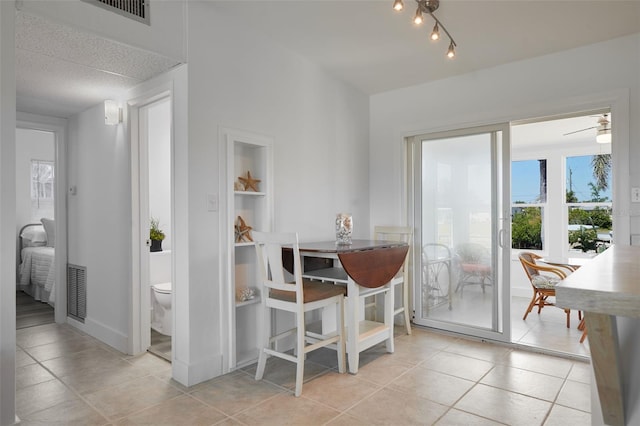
left=67, top=316, right=128, bottom=354
left=172, top=354, right=223, bottom=388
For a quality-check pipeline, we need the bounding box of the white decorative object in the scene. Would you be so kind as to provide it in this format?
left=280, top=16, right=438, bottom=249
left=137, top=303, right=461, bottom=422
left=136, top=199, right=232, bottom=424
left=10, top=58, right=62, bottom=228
left=335, top=213, right=353, bottom=245
left=236, top=287, right=256, bottom=302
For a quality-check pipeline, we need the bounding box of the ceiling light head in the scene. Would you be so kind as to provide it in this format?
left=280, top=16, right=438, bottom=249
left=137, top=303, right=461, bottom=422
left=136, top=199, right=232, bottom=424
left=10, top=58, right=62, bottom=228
left=413, top=8, right=424, bottom=25
left=430, top=22, right=440, bottom=41
left=596, top=130, right=611, bottom=144
left=446, top=41, right=456, bottom=59
left=393, top=0, right=404, bottom=11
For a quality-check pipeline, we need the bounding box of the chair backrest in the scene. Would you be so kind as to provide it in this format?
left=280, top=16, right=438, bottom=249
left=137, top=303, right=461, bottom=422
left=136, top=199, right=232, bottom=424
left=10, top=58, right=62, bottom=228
left=253, top=231, right=303, bottom=304
left=374, top=226, right=413, bottom=270
left=518, top=252, right=542, bottom=280
left=374, top=226, right=413, bottom=245
left=455, top=242, right=490, bottom=264
left=518, top=251, right=567, bottom=281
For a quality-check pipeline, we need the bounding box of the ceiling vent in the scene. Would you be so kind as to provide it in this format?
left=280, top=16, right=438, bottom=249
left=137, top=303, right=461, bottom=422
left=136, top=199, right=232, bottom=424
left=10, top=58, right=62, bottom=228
left=82, top=0, right=149, bottom=25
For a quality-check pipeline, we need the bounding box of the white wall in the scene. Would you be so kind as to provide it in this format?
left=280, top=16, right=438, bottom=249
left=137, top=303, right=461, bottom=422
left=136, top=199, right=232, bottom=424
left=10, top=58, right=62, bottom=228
left=179, top=2, right=369, bottom=384
left=370, top=33, right=640, bottom=426
left=15, top=128, right=55, bottom=228
left=35, top=1, right=368, bottom=389
left=66, top=103, right=131, bottom=351
left=370, top=35, right=639, bottom=231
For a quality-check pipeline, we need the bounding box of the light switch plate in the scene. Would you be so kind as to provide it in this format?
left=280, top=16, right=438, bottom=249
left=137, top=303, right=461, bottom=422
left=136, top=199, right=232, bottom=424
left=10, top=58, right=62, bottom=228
left=207, top=194, right=218, bottom=211
left=633, top=188, right=640, bottom=203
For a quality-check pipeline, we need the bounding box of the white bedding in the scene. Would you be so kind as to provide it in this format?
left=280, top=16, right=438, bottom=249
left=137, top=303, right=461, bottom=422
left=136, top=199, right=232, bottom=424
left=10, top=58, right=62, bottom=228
left=19, top=246, right=55, bottom=304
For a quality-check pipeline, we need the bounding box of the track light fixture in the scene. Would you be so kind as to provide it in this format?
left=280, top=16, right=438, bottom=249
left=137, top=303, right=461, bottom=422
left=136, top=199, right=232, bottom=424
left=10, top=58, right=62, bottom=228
left=393, top=0, right=457, bottom=59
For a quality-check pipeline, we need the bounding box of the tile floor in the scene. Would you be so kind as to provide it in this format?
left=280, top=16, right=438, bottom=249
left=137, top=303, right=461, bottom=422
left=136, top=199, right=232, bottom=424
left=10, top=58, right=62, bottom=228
left=16, top=322, right=591, bottom=425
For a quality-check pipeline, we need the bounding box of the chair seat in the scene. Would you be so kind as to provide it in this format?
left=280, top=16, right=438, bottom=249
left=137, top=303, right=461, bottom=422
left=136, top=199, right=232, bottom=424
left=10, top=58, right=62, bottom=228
left=460, top=263, right=491, bottom=274
left=531, top=274, right=560, bottom=290
left=270, top=279, right=347, bottom=303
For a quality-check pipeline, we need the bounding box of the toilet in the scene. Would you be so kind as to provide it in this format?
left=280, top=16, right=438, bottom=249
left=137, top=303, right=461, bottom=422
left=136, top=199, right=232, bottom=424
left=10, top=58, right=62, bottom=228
left=151, top=282, right=172, bottom=336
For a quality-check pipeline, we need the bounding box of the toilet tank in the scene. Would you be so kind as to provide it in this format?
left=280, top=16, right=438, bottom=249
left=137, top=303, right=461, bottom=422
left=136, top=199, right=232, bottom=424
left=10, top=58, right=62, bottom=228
left=150, top=250, right=172, bottom=285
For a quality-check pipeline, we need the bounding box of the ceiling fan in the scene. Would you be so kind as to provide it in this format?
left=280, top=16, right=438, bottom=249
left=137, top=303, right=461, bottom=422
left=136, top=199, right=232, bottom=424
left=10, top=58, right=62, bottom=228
left=563, top=114, right=612, bottom=143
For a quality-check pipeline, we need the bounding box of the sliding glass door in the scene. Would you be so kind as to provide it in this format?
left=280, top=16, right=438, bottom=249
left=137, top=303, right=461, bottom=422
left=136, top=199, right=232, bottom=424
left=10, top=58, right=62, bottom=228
left=409, top=124, right=511, bottom=341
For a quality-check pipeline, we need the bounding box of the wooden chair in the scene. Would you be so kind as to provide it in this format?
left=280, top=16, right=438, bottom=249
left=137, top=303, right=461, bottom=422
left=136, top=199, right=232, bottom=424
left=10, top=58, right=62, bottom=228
left=253, top=231, right=346, bottom=397
left=373, top=226, right=413, bottom=334
left=519, top=252, right=580, bottom=328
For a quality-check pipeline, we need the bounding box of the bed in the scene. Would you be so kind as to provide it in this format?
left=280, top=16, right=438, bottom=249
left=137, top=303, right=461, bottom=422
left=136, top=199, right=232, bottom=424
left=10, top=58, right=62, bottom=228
left=18, top=220, right=56, bottom=305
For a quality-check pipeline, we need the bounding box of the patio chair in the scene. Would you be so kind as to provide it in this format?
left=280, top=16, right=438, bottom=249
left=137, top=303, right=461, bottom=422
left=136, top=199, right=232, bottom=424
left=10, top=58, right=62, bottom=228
left=519, top=252, right=579, bottom=328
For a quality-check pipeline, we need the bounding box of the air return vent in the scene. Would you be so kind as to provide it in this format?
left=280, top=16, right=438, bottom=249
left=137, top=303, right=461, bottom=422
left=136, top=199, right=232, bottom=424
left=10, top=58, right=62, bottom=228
left=67, top=264, right=87, bottom=322
left=82, top=0, right=149, bottom=25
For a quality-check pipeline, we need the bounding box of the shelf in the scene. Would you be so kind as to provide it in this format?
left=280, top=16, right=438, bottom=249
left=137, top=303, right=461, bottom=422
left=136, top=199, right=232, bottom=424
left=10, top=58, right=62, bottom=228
left=303, top=267, right=348, bottom=283
left=235, top=297, right=261, bottom=308
left=225, top=128, right=273, bottom=373
left=235, top=191, right=266, bottom=196
left=235, top=242, right=255, bottom=247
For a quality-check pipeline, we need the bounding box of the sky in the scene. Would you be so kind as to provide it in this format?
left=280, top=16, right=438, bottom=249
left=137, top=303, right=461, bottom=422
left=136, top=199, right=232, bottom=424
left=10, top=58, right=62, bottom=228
left=512, top=155, right=612, bottom=204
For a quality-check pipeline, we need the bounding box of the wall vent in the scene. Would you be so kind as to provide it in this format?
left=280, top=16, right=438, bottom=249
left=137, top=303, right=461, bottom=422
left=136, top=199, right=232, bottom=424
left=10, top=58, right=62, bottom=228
left=67, top=264, right=87, bottom=322
left=82, top=0, right=149, bottom=25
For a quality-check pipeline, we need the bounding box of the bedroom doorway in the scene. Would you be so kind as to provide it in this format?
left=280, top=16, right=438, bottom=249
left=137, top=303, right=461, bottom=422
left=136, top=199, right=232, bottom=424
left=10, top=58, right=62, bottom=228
left=15, top=117, right=68, bottom=328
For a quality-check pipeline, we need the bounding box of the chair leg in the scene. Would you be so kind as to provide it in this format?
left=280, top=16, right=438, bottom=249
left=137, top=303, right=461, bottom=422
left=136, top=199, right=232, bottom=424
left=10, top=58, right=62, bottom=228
left=255, top=306, right=270, bottom=381
left=336, top=297, right=346, bottom=374
left=537, top=294, right=547, bottom=314
left=294, top=311, right=305, bottom=397
left=564, top=309, right=571, bottom=328
left=402, top=281, right=412, bottom=335
left=522, top=292, right=537, bottom=320
left=580, top=327, right=588, bottom=343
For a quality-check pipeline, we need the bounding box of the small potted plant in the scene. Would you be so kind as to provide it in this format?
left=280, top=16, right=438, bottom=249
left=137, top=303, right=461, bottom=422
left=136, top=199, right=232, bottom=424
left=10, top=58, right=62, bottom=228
left=150, top=217, right=165, bottom=252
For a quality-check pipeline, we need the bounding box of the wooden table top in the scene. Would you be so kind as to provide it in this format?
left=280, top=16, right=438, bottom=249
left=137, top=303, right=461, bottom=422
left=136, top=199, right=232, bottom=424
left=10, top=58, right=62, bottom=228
left=297, top=239, right=407, bottom=253
left=556, top=245, right=640, bottom=318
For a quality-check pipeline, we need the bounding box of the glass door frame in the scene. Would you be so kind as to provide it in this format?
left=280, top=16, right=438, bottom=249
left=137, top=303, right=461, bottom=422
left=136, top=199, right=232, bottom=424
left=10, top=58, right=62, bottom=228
left=407, top=123, right=512, bottom=343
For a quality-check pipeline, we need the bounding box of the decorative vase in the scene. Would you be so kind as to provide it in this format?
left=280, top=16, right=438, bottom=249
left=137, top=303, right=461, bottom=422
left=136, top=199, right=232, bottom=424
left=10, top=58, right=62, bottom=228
left=150, top=239, right=163, bottom=252
left=335, top=213, right=353, bottom=245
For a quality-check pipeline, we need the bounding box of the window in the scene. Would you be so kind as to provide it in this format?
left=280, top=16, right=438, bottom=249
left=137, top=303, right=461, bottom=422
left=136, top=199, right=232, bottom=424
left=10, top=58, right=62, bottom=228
left=31, top=160, right=54, bottom=221
left=511, top=159, right=546, bottom=250
left=566, top=154, right=612, bottom=253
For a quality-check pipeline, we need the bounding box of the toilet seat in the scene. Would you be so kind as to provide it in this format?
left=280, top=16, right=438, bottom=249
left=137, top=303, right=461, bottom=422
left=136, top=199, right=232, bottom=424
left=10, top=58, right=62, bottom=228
left=152, top=282, right=172, bottom=294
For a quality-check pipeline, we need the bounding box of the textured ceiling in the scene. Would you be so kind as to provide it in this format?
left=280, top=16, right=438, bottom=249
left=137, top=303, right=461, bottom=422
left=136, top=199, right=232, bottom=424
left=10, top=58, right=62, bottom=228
left=15, top=12, right=180, bottom=118
left=14, top=1, right=639, bottom=124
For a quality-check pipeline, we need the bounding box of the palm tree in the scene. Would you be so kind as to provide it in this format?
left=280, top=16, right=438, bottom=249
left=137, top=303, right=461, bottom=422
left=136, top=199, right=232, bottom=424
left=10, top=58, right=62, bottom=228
left=591, top=154, right=611, bottom=191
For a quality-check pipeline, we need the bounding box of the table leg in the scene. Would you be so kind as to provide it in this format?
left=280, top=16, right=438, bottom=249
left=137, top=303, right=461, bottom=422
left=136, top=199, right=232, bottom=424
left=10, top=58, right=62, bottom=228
left=384, top=281, right=394, bottom=353
left=347, top=277, right=359, bottom=374
left=584, top=312, right=625, bottom=426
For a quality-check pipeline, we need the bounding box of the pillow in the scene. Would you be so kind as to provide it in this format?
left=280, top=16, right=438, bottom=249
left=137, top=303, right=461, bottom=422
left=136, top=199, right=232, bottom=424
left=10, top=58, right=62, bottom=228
left=40, top=218, right=55, bottom=248
left=531, top=274, right=560, bottom=290
left=20, top=225, right=47, bottom=244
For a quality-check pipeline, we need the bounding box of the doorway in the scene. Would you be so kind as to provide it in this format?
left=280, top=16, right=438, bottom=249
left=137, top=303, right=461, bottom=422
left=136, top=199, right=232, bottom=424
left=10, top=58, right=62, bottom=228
left=407, top=109, right=614, bottom=357
left=408, top=123, right=511, bottom=343
left=510, top=109, right=612, bottom=357
left=15, top=128, right=55, bottom=329
left=130, top=93, right=174, bottom=361
left=15, top=117, right=68, bottom=329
